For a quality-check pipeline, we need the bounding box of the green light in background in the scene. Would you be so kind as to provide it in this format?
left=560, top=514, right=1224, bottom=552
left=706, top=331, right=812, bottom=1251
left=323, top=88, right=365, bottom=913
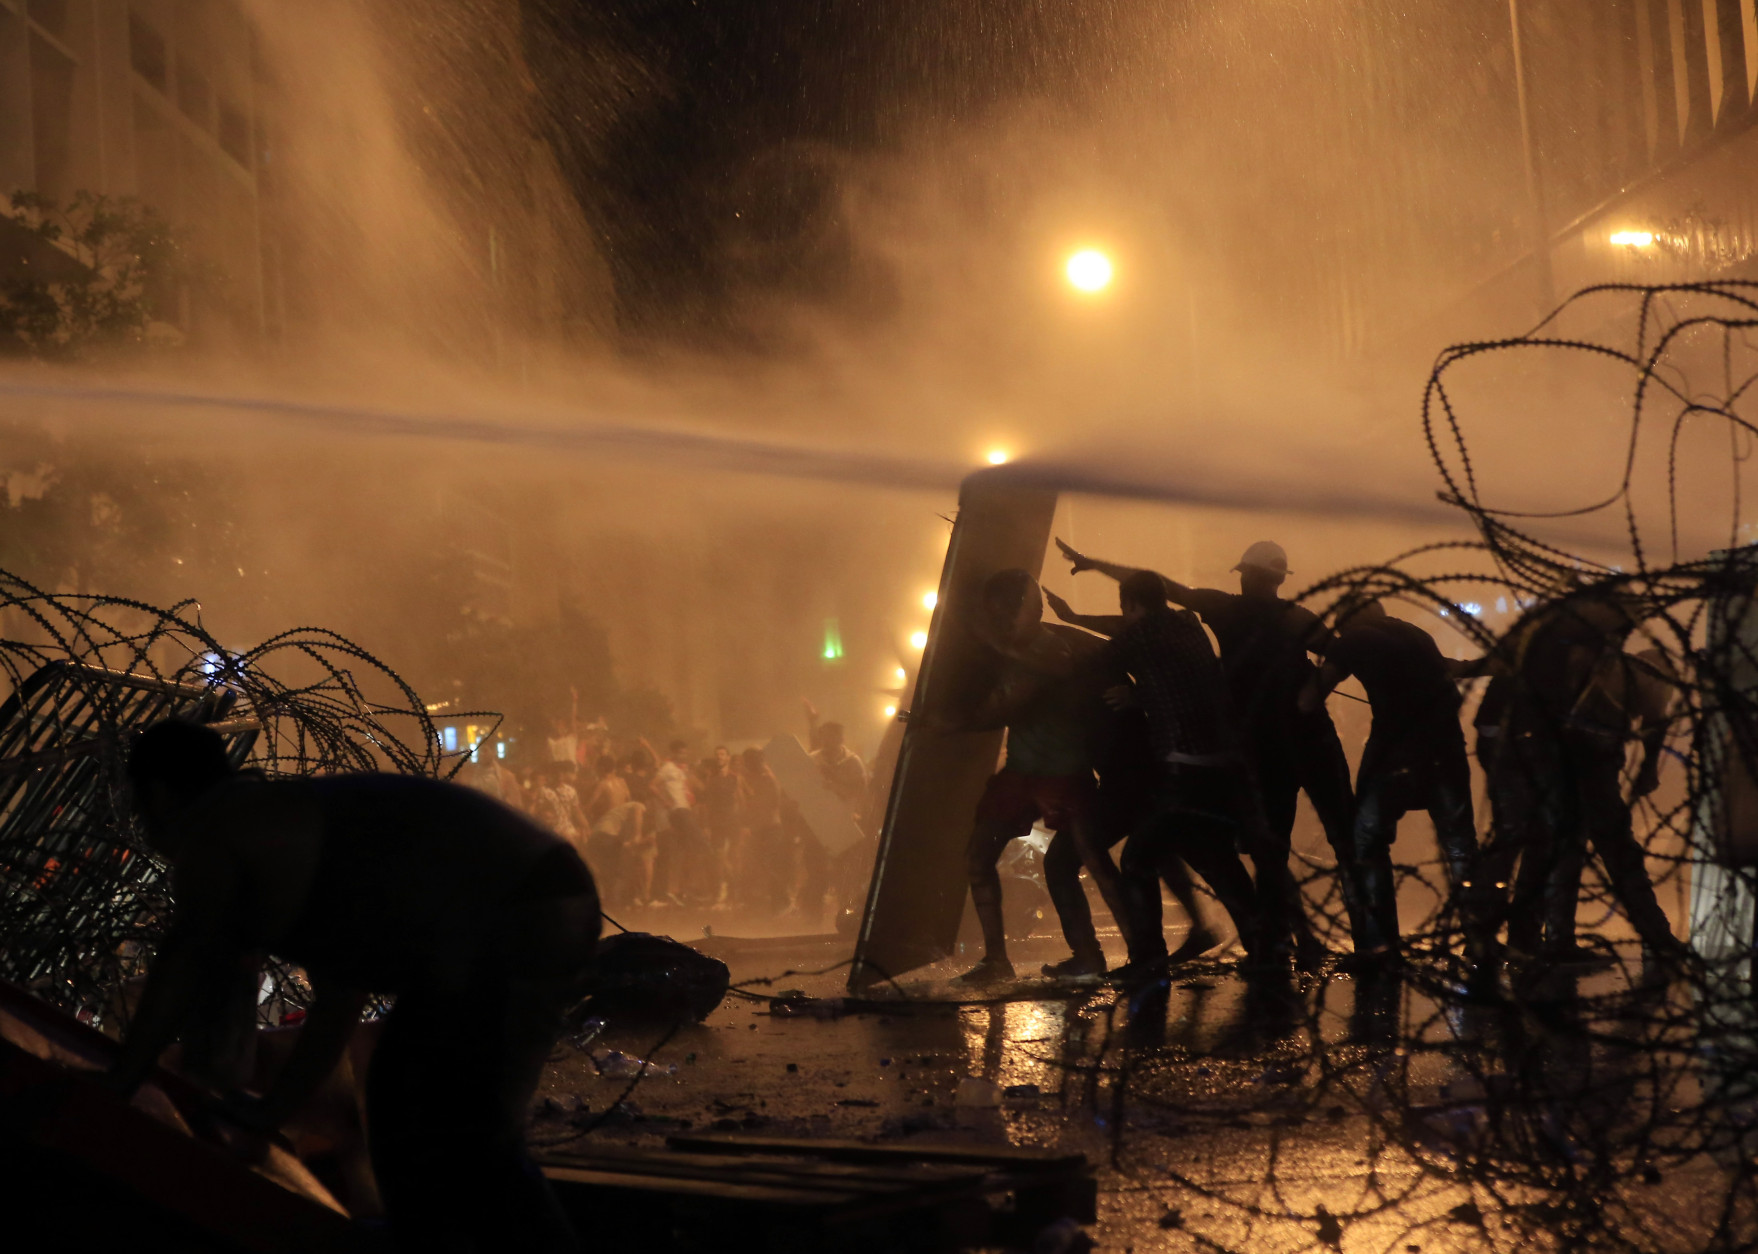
left=821, top=617, right=844, bottom=661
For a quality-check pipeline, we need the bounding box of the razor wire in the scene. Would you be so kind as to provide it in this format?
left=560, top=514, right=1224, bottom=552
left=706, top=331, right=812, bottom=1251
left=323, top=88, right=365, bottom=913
left=1043, top=280, right=1758, bottom=1253
left=0, top=564, right=493, bottom=1027
left=569, top=282, right=1758, bottom=1253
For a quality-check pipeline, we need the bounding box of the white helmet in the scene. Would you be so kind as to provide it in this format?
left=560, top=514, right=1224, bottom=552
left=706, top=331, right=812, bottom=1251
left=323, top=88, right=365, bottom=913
left=1233, top=540, right=1290, bottom=576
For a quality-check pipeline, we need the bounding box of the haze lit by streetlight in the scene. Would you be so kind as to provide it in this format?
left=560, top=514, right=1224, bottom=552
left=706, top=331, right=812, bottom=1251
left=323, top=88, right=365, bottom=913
left=1065, top=248, right=1113, bottom=292
left=986, top=449, right=1010, bottom=465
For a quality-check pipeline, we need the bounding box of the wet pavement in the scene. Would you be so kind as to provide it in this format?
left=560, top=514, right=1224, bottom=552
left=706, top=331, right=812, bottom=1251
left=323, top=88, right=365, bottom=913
left=533, top=917, right=1757, bottom=1252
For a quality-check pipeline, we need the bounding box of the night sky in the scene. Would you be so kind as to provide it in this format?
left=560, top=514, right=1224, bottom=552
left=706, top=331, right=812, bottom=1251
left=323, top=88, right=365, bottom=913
left=519, top=0, right=1115, bottom=339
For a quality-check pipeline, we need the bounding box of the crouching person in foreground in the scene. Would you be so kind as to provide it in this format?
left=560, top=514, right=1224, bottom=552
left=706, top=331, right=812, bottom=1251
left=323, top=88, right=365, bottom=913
left=109, top=720, right=600, bottom=1254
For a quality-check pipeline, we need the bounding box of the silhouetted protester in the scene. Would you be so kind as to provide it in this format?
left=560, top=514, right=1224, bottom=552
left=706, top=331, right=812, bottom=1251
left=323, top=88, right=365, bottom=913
left=737, top=746, right=789, bottom=912
left=546, top=713, right=579, bottom=766
left=1301, top=597, right=1482, bottom=964
left=1051, top=539, right=1347, bottom=965
left=585, top=754, right=650, bottom=908
left=528, top=760, right=582, bottom=851
left=947, top=568, right=1135, bottom=984
left=109, top=720, right=599, bottom=1254
left=653, top=739, right=708, bottom=903
left=698, top=746, right=740, bottom=904
left=551, top=761, right=587, bottom=852
left=1471, top=587, right=1681, bottom=963
left=811, top=721, right=869, bottom=816
left=466, top=749, right=525, bottom=813
left=1048, top=571, right=1264, bottom=981
left=1039, top=705, right=1222, bottom=979
left=795, top=722, right=865, bottom=918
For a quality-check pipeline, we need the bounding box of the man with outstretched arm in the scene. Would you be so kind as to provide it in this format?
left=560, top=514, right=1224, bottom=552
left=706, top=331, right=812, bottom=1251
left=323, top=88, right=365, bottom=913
left=108, top=720, right=600, bottom=1253
left=1051, top=538, right=1356, bottom=967
left=941, top=568, right=1136, bottom=984
left=1299, top=597, right=1483, bottom=966
left=1056, top=570, right=1265, bottom=982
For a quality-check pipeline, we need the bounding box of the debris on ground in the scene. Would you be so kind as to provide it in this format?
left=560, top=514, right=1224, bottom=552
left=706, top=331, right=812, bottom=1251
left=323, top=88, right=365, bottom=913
left=594, top=1049, right=678, bottom=1078
left=955, top=1077, right=1002, bottom=1108
left=579, top=932, right=731, bottom=1024
left=1031, top=1217, right=1095, bottom=1254
left=770, top=990, right=847, bottom=1018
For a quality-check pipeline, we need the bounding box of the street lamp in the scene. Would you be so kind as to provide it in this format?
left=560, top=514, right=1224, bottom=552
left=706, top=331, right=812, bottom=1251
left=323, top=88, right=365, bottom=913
left=1064, top=249, right=1113, bottom=293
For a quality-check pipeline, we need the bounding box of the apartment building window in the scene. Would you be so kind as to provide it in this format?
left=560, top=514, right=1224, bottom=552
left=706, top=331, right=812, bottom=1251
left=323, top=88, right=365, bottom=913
left=218, top=100, right=251, bottom=167
left=177, top=63, right=212, bottom=128
left=30, top=30, right=74, bottom=201
left=26, top=0, right=68, bottom=39
left=129, top=10, right=167, bottom=91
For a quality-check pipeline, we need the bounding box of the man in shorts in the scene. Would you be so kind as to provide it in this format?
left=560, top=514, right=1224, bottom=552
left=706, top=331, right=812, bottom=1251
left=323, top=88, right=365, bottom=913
left=951, top=569, right=1134, bottom=984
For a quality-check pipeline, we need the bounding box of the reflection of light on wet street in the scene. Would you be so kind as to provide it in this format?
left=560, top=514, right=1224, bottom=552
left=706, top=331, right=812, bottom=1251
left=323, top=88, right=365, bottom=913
left=960, top=998, right=1068, bottom=1090
left=538, top=929, right=1755, bottom=1252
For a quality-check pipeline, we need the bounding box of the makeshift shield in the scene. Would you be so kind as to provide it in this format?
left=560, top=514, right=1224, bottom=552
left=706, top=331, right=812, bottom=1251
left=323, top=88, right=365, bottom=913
left=849, top=469, right=1057, bottom=989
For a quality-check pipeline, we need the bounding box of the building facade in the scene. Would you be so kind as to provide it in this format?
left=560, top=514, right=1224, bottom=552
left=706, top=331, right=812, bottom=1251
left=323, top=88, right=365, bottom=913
left=0, top=0, right=611, bottom=356
left=0, top=0, right=265, bottom=340
left=1327, top=0, right=1758, bottom=351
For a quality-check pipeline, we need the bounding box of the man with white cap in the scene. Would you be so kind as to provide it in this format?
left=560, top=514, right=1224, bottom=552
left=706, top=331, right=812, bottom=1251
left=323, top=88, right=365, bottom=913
left=1050, top=537, right=1359, bottom=968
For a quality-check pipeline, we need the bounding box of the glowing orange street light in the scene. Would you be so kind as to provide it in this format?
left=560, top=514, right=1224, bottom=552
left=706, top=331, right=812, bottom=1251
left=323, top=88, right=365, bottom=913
left=1065, top=248, right=1114, bottom=292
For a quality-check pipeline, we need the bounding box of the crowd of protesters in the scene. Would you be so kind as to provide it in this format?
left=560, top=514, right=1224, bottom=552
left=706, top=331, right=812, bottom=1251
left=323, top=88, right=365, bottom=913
left=461, top=703, right=871, bottom=923
left=949, top=537, right=1683, bottom=988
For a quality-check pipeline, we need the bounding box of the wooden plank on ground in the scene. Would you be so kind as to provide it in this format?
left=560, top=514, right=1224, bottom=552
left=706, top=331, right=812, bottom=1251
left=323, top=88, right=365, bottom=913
left=542, top=1156, right=994, bottom=1253
left=540, top=1146, right=982, bottom=1196
left=668, top=1130, right=1089, bottom=1171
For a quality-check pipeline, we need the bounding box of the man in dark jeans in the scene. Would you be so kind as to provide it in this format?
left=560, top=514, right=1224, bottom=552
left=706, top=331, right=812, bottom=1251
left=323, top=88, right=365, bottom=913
left=1039, top=707, right=1226, bottom=977
left=1046, top=570, right=1263, bottom=981
left=109, top=720, right=599, bottom=1253
left=698, top=746, right=741, bottom=905
left=1301, top=598, right=1481, bottom=965
left=1471, top=588, right=1680, bottom=964
left=1050, top=539, right=1349, bottom=966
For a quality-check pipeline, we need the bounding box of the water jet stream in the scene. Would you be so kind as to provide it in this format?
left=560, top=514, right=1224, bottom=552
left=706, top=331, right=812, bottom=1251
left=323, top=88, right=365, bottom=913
left=0, top=378, right=1466, bottom=527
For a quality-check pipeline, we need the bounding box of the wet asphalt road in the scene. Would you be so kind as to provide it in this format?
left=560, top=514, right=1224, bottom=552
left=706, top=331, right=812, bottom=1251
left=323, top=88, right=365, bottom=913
left=532, top=918, right=1746, bottom=1253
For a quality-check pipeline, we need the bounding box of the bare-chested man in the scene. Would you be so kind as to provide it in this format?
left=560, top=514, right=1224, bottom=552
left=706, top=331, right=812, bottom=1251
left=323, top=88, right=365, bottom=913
left=108, top=720, right=599, bottom=1253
